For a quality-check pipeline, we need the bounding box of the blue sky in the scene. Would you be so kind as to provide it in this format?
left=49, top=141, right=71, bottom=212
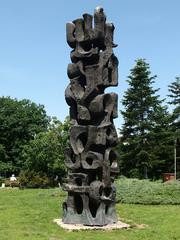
left=0, top=0, right=179, bottom=128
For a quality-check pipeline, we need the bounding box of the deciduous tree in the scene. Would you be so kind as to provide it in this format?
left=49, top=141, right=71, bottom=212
left=20, top=117, right=70, bottom=181
left=0, top=97, right=49, bottom=176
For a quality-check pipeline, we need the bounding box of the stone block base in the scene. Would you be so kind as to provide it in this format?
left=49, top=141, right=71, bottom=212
left=53, top=218, right=130, bottom=231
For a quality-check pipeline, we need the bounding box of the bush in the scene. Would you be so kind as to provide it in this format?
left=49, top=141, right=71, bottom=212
left=0, top=177, right=5, bottom=186
left=4, top=179, right=20, bottom=187
left=19, top=170, right=54, bottom=188
left=115, top=177, right=180, bottom=205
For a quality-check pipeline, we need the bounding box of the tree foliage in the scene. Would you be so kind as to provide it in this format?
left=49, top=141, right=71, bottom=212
left=0, top=97, right=49, bottom=176
left=0, top=70, right=179, bottom=182
left=168, top=77, right=180, bottom=177
left=20, top=117, right=70, bottom=181
left=168, top=77, right=180, bottom=131
left=119, top=59, right=172, bottom=179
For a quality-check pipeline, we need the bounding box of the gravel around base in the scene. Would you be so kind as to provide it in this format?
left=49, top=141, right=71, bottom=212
left=53, top=219, right=130, bottom=231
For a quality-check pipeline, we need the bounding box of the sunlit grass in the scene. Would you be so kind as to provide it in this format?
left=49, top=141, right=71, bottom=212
left=0, top=188, right=179, bottom=240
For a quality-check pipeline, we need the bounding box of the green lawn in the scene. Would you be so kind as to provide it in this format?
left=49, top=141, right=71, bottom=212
left=0, top=188, right=180, bottom=240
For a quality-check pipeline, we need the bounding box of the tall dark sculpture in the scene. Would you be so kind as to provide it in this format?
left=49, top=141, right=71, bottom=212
left=63, top=7, right=119, bottom=226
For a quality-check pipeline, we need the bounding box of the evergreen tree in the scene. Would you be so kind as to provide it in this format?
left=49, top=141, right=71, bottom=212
left=168, top=77, right=180, bottom=131
left=149, top=105, right=173, bottom=176
left=168, top=77, right=180, bottom=177
left=119, top=59, right=170, bottom=179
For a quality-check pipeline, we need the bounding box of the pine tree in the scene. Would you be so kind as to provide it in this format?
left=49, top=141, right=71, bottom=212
left=168, top=77, right=180, bottom=131
left=149, top=105, right=173, bottom=176
left=119, top=59, right=170, bottom=179
left=168, top=77, right=180, bottom=177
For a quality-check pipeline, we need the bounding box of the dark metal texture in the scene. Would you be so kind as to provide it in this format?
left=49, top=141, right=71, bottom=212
left=63, top=7, right=119, bottom=226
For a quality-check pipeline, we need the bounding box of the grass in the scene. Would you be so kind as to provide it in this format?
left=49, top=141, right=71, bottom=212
left=0, top=188, right=180, bottom=240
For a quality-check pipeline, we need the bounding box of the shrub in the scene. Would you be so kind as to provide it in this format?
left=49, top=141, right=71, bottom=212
left=115, top=177, right=180, bottom=205
left=0, top=177, right=5, bottom=186
left=19, top=170, right=54, bottom=188
left=4, top=179, right=20, bottom=187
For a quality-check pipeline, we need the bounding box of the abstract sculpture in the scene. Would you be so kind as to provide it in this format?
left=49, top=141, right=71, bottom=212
left=63, top=7, right=119, bottom=226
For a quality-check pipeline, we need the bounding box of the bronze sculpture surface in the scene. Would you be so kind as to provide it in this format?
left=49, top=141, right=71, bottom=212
left=63, top=7, right=119, bottom=226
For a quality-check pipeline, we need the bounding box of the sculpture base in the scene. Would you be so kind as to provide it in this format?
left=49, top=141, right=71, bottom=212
left=62, top=200, right=117, bottom=226
left=54, top=219, right=130, bottom=231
